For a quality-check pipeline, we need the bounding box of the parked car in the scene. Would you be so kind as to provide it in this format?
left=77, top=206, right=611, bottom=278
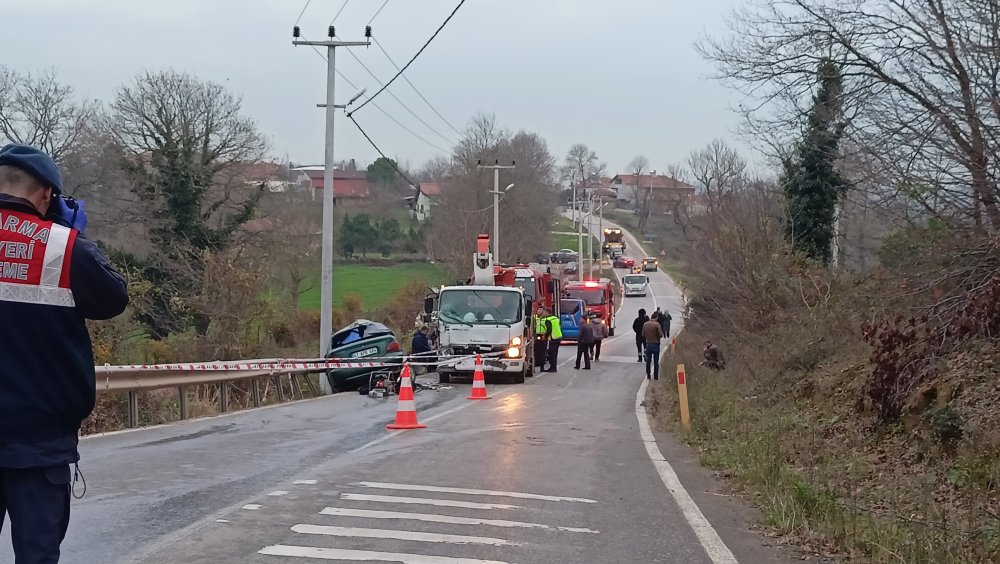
left=555, top=249, right=579, bottom=264
left=325, top=319, right=404, bottom=392
left=563, top=261, right=579, bottom=275
left=642, top=257, right=659, bottom=272
left=535, top=253, right=550, bottom=265
left=613, top=256, right=636, bottom=268
left=558, top=298, right=586, bottom=341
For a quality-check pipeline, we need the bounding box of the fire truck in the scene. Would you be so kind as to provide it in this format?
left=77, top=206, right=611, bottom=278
left=424, top=234, right=534, bottom=384
left=562, top=278, right=616, bottom=336
left=512, top=267, right=561, bottom=316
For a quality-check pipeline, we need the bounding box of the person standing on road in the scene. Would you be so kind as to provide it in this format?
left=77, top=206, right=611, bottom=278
left=632, top=308, right=649, bottom=362
left=655, top=307, right=672, bottom=339
left=543, top=308, right=562, bottom=372
left=0, top=144, right=129, bottom=564
left=642, top=311, right=665, bottom=380
left=575, top=316, right=594, bottom=370
left=590, top=313, right=608, bottom=361
left=410, top=325, right=434, bottom=373
left=533, top=307, right=549, bottom=372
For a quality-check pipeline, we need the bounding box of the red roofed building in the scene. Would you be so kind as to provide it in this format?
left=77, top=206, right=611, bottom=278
left=611, top=173, right=696, bottom=213
left=414, top=182, right=443, bottom=222
left=293, top=166, right=370, bottom=204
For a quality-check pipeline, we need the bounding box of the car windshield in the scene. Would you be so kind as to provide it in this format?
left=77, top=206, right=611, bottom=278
left=330, top=320, right=392, bottom=348
left=514, top=277, right=537, bottom=300
left=438, top=289, right=522, bottom=325
left=560, top=299, right=582, bottom=315
left=565, top=288, right=605, bottom=305
left=624, top=275, right=646, bottom=285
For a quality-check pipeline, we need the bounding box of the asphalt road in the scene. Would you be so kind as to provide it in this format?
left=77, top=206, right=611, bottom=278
left=0, top=221, right=796, bottom=564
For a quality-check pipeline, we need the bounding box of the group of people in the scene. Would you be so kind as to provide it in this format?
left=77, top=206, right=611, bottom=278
left=532, top=306, right=563, bottom=372
left=632, top=307, right=672, bottom=380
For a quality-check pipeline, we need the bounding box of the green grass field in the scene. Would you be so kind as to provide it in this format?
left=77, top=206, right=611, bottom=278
left=298, top=263, right=447, bottom=311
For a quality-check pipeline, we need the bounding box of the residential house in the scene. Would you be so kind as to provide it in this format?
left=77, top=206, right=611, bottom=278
left=414, top=182, right=442, bottom=222
left=292, top=166, right=370, bottom=204
left=230, top=162, right=293, bottom=193
left=611, top=173, right=697, bottom=213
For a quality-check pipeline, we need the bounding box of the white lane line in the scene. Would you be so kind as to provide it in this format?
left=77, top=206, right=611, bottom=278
left=635, top=379, right=738, bottom=564
left=242, top=504, right=261, bottom=510
left=291, top=524, right=517, bottom=546
left=259, top=545, right=510, bottom=564
left=268, top=490, right=289, bottom=496
left=294, top=479, right=318, bottom=485
left=320, top=507, right=599, bottom=534
left=354, top=481, right=597, bottom=503
left=341, top=493, right=519, bottom=510
left=215, top=519, right=229, bottom=523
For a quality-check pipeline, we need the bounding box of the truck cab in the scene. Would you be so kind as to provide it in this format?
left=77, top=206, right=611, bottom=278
left=563, top=279, right=616, bottom=336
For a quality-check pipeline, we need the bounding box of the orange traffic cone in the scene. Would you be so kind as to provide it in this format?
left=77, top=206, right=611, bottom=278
left=467, top=355, right=492, bottom=400
left=387, top=365, right=426, bottom=430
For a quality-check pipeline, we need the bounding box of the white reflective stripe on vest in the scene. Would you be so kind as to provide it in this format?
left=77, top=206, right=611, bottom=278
left=41, top=223, right=72, bottom=287
left=0, top=222, right=75, bottom=307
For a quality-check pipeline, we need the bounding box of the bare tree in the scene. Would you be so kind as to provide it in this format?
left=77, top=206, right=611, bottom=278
left=627, top=155, right=651, bottom=228
left=562, top=143, right=606, bottom=195
left=687, top=140, right=748, bottom=213
left=0, top=67, right=96, bottom=161
left=699, top=0, right=1000, bottom=232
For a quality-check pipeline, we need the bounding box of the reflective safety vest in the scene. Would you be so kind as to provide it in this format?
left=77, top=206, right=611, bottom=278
left=535, top=316, right=547, bottom=337
left=545, top=315, right=562, bottom=340
left=0, top=209, right=76, bottom=308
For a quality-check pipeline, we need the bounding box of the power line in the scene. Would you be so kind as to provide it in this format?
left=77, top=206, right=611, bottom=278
left=299, top=34, right=449, bottom=153
left=329, top=0, right=349, bottom=26
left=372, top=36, right=463, bottom=137
left=340, top=46, right=455, bottom=146
left=349, top=0, right=466, bottom=116
left=294, top=0, right=312, bottom=26
left=367, top=0, right=390, bottom=25
left=348, top=114, right=504, bottom=215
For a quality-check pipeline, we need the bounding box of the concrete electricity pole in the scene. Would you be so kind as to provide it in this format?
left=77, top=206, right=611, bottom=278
left=588, top=196, right=594, bottom=278
left=477, top=161, right=515, bottom=263
left=293, top=25, right=370, bottom=394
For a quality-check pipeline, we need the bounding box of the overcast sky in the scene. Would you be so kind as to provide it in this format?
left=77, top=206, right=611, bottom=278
left=3, top=0, right=749, bottom=175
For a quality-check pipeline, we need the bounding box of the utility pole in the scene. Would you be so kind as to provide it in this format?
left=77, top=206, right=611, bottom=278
left=576, top=197, right=584, bottom=282
left=293, top=25, right=370, bottom=394
left=588, top=196, right=594, bottom=278
left=477, top=160, right=515, bottom=264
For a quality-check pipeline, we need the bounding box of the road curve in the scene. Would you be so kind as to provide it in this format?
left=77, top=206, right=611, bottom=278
left=0, top=222, right=795, bottom=564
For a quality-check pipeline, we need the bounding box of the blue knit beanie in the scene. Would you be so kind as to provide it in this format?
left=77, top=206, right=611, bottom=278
left=0, top=144, right=63, bottom=195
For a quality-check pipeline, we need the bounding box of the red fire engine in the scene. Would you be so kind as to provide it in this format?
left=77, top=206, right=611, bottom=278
left=562, top=278, right=616, bottom=335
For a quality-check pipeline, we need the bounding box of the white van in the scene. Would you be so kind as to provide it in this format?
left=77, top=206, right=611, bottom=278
left=623, top=274, right=649, bottom=297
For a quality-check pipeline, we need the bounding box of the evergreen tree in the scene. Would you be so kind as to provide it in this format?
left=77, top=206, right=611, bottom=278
left=781, top=59, right=849, bottom=264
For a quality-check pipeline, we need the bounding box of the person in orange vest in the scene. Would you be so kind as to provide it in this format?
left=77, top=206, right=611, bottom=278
left=0, top=144, right=129, bottom=563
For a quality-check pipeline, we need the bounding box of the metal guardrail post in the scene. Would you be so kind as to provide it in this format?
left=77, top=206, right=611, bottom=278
left=290, top=372, right=302, bottom=399
left=251, top=378, right=261, bottom=407
left=275, top=375, right=285, bottom=402
left=178, top=386, right=188, bottom=420
left=128, top=391, right=139, bottom=428
left=220, top=382, right=229, bottom=413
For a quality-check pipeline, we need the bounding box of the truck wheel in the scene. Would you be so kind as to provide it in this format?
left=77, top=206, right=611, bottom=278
left=609, top=326, right=615, bottom=336
left=513, top=367, right=526, bottom=384
left=438, top=373, right=451, bottom=384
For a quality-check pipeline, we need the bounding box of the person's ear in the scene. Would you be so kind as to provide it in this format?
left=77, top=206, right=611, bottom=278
left=38, top=187, right=54, bottom=215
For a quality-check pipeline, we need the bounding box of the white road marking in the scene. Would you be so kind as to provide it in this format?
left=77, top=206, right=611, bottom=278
left=268, top=490, right=289, bottom=496
left=354, top=481, right=597, bottom=503
left=259, top=545, right=510, bottom=563
left=242, top=504, right=261, bottom=510
left=294, top=480, right=318, bottom=485
left=635, top=379, right=738, bottom=564
left=215, top=519, right=229, bottom=523
left=291, top=524, right=517, bottom=546
left=319, top=507, right=599, bottom=533
left=341, top=493, right=519, bottom=510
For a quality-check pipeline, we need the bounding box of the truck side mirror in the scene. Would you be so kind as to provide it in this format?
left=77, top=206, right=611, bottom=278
left=423, top=296, right=434, bottom=315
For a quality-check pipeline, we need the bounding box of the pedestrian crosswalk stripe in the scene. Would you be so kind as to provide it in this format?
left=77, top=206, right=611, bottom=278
left=341, top=493, right=519, bottom=510
left=291, top=524, right=517, bottom=546
left=354, top=481, right=597, bottom=503
left=258, top=545, right=510, bottom=563
left=319, top=507, right=599, bottom=534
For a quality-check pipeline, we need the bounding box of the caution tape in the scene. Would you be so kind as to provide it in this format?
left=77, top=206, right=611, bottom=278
left=97, top=352, right=507, bottom=373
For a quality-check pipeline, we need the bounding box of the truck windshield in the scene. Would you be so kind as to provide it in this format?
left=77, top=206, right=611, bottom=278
left=624, top=275, right=646, bottom=285
left=439, top=289, right=522, bottom=325
left=514, top=277, right=536, bottom=300
left=565, top=288, right=605, bottom=305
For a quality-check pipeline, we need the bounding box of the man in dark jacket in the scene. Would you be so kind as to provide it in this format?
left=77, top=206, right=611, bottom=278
left=574, top=316, right=594, bottom=370
left=632, top=308, right=649, bottom=362
left=655, top=307, right=672, bottom=339
left=410, top=326, right=434, bottom=372
left=0, top=144, right=129, bottom=563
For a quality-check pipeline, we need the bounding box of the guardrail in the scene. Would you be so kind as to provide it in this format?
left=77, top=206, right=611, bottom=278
left=94, top=353, right=502, bottom=428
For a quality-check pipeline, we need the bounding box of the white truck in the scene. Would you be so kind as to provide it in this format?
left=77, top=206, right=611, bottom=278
left=424, top=234, right=534, bottom=384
